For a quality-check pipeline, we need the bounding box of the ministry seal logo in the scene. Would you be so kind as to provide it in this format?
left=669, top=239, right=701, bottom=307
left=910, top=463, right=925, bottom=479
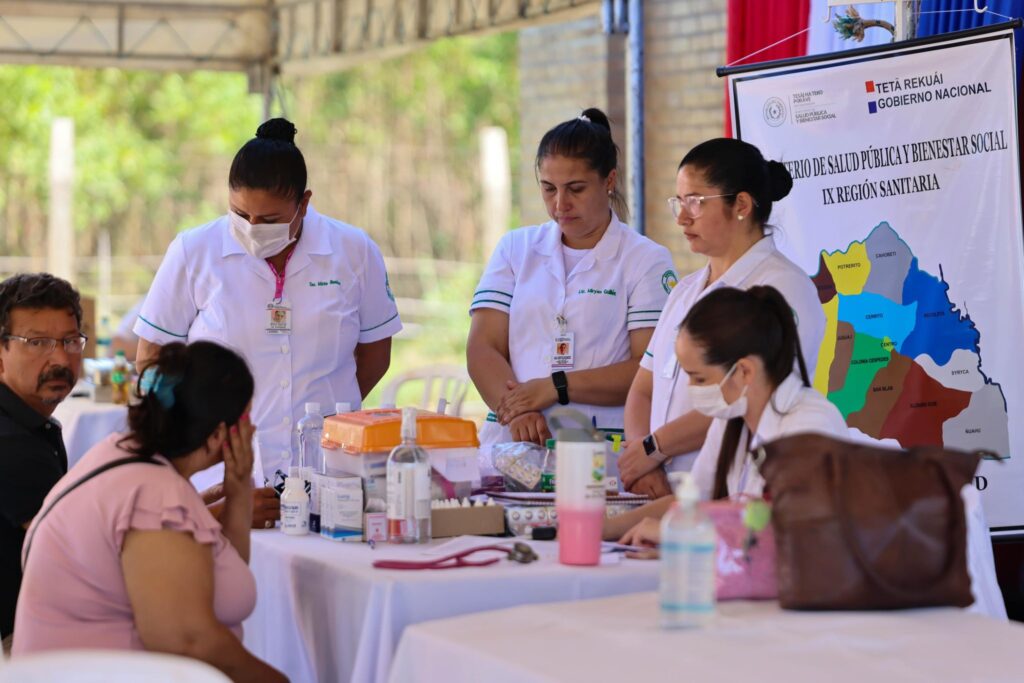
left=763, top=97, right=787, bottom=127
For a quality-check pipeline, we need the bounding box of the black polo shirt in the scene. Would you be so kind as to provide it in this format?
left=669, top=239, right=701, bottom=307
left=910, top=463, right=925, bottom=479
left=0, top=382, right=67, bottom=637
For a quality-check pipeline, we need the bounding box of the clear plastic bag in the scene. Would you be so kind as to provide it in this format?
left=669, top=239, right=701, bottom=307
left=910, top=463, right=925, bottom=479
left=492, top=442, right=548, bottom=492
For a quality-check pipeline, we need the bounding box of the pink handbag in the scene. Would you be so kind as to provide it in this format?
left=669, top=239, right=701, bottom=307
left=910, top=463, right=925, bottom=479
left=699, top=498, right=777, bottom=600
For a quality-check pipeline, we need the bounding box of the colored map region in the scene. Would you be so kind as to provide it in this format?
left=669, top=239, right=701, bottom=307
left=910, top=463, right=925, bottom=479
left=812, top=222, right=1010, bottom=457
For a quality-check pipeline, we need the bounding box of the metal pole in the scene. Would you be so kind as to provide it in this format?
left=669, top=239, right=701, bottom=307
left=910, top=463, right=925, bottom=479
left=627, top=0, right=644, bottom=234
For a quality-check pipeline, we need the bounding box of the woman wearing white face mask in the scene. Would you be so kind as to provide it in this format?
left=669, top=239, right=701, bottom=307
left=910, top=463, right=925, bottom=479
left=135, top=119, right=401, bottom=525
left=605, top=285, right=846, bottom=541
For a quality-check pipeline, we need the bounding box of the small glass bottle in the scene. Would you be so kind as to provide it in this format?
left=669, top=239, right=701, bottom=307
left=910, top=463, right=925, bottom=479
left=111, top=351, right=130, bottom=405
left=540, top=438, right=557, bottom=493
left=386, top=407, right=432, bottom=544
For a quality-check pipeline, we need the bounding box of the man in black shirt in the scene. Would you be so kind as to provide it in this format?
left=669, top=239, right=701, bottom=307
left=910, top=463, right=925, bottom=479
left=0, top=273, right=84, bottom=652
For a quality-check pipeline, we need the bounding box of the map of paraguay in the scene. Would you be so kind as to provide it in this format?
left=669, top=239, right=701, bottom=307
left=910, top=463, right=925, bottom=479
left=811, top=222, right=1010, bottom=457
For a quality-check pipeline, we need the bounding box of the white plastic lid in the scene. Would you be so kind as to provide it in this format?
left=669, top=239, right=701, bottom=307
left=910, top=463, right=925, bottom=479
left=284, top=477, right=305, bottom=494
left=335, top=402, right=352, bottom=414
left=401, top=406, right=418, bottom=439
left=305, top=402, right=320, bottom=414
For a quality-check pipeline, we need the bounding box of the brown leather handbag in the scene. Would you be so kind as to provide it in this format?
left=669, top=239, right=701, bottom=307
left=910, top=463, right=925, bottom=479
left=756, top=433, right=980, bottom=610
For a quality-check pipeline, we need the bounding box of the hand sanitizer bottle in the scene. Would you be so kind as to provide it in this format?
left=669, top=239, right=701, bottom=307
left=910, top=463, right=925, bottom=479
left=659, top=472, right=716, bottom=628
left=386, top=407, right=432, bottom=543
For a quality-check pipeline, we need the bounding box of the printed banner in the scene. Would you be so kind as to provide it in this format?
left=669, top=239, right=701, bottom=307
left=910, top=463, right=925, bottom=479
left=728, top=27, right=1024, bottom=530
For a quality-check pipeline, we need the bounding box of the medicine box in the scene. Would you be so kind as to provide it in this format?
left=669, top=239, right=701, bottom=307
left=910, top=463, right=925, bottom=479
left=317, top=474, right=363, bottom=542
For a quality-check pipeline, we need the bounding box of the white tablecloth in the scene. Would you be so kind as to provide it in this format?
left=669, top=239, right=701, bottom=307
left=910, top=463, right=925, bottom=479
left=52, top=398, right=127, bottom=469
left=390, top=592, right=1024, bottom=683
left=242, top=533, right=657, bottom=683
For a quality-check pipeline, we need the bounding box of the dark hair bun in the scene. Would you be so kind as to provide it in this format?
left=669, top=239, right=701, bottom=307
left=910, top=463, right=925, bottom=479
left=580, top=108, right=613, bottom=136
left=256, top=118, right=298, bottom=144
left=765, top=160, right=793, bottom=202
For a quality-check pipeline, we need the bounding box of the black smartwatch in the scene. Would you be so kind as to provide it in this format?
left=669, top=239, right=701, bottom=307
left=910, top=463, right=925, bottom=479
left=642, top=432, right=667, bottom=463
left=551, top=371, right=570, bottom=405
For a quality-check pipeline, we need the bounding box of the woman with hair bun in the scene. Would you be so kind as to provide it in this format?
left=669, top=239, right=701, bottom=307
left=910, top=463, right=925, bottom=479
left=14, top=341, right=287, bottom=682
left=135, top=119, right=402, bottom=520
left=606, top=285, right=846, bottom=543
left=467, top=108, right=676, bottom=445
left=618, top=138, right=826, bottom=498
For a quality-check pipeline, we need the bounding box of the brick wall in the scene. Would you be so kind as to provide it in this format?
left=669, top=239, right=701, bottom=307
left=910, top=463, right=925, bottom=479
left=644, top=0, right=728, bottom=275
left=517, top=2, right=727, bottom=276
left=518, top=15, right=625, bottom=228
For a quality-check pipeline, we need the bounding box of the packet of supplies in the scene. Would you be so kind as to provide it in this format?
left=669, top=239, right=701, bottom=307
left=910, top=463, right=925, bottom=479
left=699, top=497, right=777, bottom=601
left=492, top=442, right=547, bottom=493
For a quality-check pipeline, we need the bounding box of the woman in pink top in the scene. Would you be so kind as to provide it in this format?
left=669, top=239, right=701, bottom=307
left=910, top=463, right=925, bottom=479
left=13, top=341, right=286, bottom=683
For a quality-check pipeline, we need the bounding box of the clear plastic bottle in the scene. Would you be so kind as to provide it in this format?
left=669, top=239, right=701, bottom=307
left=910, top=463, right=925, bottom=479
left=386, top=407, right=432, bottom=544
left=95, top=316, right=112, bottom=359
left=296, top=403, right=324, bottom=532
left=111, top=351, right=130, bottom=405
left=280, top=477, right=309, bottom=536
left=659, top=473, right=716, bottom=628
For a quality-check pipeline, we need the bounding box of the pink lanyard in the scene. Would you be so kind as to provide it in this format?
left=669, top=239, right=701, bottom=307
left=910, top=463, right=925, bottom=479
left=266, top=249, right=295, bottom=301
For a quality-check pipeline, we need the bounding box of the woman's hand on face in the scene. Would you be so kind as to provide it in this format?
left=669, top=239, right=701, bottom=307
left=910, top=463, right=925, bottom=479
left=619, top=517, right=662, bottom=560
left=497, top=379, right=558, bottom=425
left=508, top=411, right=552, bottom=445
left=222, top=414, right=255, bottom=499
left=617, top=438, right=660, bottom=489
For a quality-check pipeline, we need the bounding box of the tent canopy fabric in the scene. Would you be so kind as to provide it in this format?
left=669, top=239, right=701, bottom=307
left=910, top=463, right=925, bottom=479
left=0, top=0, right=597, bottom=76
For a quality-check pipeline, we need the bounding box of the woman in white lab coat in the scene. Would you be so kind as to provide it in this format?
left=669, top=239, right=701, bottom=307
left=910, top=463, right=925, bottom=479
left=467, top=108, right=676, bottom=445
left=607, top=284, right=846, bottom=538
left=135, top=119, right=402, bottom=525
left=618, top=138, right=826, bottom=498
left=609, top=285, right=1007, bottom=619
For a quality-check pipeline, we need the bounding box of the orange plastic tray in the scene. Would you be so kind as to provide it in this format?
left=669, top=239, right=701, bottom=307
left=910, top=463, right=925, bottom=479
left=322, top=408, right=480, bottom=453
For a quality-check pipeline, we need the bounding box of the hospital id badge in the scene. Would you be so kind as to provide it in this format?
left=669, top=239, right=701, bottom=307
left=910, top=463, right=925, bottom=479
left=265, top=299, right=292, bottom=335
left=551, top=332, right=575, bottom=370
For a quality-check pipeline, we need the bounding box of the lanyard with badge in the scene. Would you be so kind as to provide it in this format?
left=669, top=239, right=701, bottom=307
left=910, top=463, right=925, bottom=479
left=551, top=314, right=575, bottom=370
left=266, top=250, right=295, bottom=335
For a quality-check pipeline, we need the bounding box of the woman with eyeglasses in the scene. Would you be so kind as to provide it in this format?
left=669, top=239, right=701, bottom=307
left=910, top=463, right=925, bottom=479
left=13, top=341, right=287, bottom=681
left=616, top=138, right=826, bottom=498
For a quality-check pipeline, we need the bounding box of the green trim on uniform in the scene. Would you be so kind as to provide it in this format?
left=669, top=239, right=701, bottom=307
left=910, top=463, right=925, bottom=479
left=360, top=312, right=399, bottom=333
left=471, top=299, right=511, bottom=308
left=137, top=315, right=188, bottom=339
left=627, top=309, right=662, bottom=315
left=474, top=289, right=513, bottom=298
left=643, top=350, right=654, bottom=358
left=629, top=318, right=660, bottom=324
left=486, top=412, right=498, bottom=423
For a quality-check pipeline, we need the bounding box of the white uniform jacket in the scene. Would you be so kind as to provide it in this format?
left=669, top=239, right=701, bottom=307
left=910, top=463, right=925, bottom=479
left=471, top=214, right=676, bottom=443
left=134, top=206, right=402, bottom=477
left=641, top=235, right=826, bottom=472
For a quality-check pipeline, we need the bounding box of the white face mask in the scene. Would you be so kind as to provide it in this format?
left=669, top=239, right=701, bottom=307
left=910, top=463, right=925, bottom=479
left=687, top=362, right=749, bottom=420
left=228, top=207, right=299, bottom=259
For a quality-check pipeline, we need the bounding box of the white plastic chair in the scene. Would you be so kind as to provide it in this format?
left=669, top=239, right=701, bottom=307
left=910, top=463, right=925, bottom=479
left=379, top=365, right=472, bottom=416
left=0, top=650, right=230, bottom=682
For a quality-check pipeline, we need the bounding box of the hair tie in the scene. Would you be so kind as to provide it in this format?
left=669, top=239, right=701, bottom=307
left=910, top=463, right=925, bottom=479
left=577, top=114, right=591, bottom=123
left=140, top=366, right=181, bottom=410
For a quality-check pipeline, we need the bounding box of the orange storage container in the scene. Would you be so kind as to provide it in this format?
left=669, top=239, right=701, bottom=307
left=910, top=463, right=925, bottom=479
left=322, top=408, right=479, bottom=453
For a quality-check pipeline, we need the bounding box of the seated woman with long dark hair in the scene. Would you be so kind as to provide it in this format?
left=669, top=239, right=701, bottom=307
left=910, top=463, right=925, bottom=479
left=13, top=341, right=287, bottom=682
